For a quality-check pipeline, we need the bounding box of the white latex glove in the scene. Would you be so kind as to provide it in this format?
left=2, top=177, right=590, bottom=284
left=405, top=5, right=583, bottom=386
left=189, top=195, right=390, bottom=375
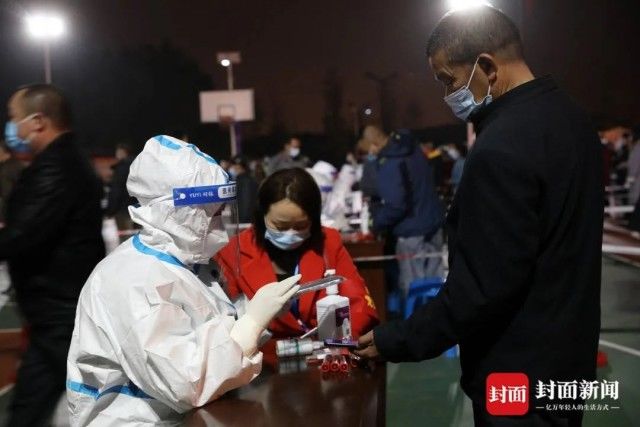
left=246, top=274, right=301, bottom=329
left=230, top=274, right=301, bottom=356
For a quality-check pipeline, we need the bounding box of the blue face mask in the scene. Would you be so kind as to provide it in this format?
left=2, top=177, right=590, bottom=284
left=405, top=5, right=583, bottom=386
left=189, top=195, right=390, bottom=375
left=4, top=120, right=30, bottom=152
left=443, top=58, right=492, bottom=121
left=264, top=226, right=310, bottom=251
left=366, top=153, right=377, bottom=162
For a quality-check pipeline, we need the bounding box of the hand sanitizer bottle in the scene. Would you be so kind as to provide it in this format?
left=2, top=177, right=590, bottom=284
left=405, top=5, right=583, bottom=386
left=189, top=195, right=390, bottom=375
left=316, top=283, right=351, bottom=340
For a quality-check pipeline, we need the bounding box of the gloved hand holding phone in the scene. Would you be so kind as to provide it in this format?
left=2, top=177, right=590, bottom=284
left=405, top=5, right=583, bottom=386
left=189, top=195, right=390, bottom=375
left=230, top=274, right=301, bottom=356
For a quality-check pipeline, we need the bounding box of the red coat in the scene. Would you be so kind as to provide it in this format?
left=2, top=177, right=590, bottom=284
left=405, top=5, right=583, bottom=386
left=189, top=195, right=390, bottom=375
left=215, top=226, right=379, bottom=341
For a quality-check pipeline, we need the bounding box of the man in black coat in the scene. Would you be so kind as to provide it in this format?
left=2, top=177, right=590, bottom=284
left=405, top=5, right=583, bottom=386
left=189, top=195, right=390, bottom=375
left=356, top=6, right=603, bottom=426
left=0, top=84, right=105, bottom=426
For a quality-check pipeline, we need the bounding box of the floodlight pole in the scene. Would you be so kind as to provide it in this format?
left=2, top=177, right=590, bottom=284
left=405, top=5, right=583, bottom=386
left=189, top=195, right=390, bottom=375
left=218, top=52, right=241, bottom=157
left=226, top=63, right=234, bottom=91
left=226, top=64, right=237, bottom=157
left=44, top=40, right=52, bottom=83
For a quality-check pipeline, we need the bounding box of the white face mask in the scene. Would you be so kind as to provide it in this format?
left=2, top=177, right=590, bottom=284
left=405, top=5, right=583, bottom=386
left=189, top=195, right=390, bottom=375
left=289, top=147, right=301, bottom=158
left=613, top=138, right=625, bottom=152
left=443, top=58, right=492, bottom=121
left=264, top=226, right=310, bottom=251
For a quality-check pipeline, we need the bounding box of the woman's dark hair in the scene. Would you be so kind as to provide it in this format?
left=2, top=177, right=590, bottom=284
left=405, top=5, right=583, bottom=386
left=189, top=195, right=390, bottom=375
left=253, top=168, right=323, bottom=250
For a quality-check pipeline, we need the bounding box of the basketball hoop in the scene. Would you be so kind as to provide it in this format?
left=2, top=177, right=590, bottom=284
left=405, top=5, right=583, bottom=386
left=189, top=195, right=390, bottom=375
left=219, top=115, right=235, bottom=129
left=217, top=104, right=236, bottom=128
left=199, top=91, right=254, bottom=157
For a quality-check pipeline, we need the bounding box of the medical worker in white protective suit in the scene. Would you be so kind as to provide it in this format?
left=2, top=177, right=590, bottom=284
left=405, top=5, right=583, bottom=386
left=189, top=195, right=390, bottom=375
left=67, top=135, right=301, bottom=426
left=308, top=160, right=359, bottom=231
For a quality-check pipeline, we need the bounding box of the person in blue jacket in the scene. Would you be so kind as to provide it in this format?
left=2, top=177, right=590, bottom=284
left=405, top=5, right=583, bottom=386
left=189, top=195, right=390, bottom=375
left=362, top=125, right=445, bottom=294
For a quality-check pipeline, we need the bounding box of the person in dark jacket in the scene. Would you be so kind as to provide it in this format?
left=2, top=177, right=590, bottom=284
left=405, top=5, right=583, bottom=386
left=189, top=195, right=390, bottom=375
left=357, top=137, right=379, bottom=200
left=0, top=84, right=105, bottom=426
left=363, top=125, right=445, bottom=294
left=105, top=143, right=136, bottom=231
left=229, top=155, right=258, bottom=224
left=267, top=137, right=309, bottom=175
left=357, top=6, right=603, bottom=426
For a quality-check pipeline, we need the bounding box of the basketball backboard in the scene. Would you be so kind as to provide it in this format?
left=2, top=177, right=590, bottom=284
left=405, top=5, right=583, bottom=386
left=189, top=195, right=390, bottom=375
left=199, top=89, right=254, bottom=123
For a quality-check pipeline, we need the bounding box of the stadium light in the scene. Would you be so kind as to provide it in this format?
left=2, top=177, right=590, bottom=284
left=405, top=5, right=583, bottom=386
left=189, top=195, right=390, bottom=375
left=25, top=13, right=66, bottom=83
left=26, top=13, right=65, bottom=39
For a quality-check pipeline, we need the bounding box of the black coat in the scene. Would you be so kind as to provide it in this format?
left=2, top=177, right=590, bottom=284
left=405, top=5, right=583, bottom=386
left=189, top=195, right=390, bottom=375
left=0, top=133, right=105, bottom=326
left=374, top=77, right=603, bottom=403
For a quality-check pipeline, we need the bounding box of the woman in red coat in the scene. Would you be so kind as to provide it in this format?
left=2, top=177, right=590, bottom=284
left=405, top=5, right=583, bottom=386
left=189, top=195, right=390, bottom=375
left=216, top=168, right=379, bottom=358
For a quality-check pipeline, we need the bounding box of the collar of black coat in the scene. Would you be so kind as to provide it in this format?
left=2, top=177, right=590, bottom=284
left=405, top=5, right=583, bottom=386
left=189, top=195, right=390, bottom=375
left=469, top=75, right=557, bottom=134
left=36, top=131, right=74, bottom=157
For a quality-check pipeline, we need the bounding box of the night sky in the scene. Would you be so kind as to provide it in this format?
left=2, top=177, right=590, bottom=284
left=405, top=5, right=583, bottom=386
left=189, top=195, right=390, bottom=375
left=2, top=0, right=640, bottom=147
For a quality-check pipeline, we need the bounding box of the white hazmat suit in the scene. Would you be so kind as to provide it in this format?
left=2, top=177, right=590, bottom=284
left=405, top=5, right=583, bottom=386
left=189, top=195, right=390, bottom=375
left=67, top=135, right=299, bottom=426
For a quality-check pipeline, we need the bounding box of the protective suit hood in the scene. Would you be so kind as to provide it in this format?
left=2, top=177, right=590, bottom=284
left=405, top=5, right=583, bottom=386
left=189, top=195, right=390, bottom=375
left=127, top=135, right=230, bottom=265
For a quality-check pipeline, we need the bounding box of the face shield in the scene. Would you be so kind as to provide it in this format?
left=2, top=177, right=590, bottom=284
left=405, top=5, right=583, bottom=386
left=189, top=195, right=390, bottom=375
left=172, top=182, right=240, bottom=270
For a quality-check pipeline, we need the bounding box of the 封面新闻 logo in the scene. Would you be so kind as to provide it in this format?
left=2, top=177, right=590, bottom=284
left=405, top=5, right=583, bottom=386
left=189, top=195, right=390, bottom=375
left=486, top=373, right=529, bottom=416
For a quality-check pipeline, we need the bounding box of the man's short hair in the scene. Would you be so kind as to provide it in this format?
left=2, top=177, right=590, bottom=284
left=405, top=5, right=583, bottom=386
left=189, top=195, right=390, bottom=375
left=362, top=124, right=387, bottom=141
left=427, top=5, right=524, bottom=65
left=18, top=84, right=72, bottom=129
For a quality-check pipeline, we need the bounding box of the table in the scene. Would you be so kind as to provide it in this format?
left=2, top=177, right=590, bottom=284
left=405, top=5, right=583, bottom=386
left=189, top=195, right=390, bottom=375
left=0, top=328, right=21, bottom=389
left=185, top=361, right=386, bottom=426
left=343, top=238, right=387, bottom=322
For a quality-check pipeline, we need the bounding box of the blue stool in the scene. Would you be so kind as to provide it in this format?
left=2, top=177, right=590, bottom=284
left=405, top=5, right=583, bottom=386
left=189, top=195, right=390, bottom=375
left=404, top=277, right=444, bottom=319
left=404, top=277, right=458, bottom=358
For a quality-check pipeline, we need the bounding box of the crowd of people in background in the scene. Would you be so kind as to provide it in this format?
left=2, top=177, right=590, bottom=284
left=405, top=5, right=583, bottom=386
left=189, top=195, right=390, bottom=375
left=3, top=118, right=640, bottom=285
left=7, top=120, right=640, bottom=301
left=600, top=125, right=640, bottom=233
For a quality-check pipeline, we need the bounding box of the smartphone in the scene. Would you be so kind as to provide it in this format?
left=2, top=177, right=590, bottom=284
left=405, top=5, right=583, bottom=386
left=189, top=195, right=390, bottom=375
left=294, top=275, right=344, bottom=297
left=324, top=338, right=359, bottom=349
